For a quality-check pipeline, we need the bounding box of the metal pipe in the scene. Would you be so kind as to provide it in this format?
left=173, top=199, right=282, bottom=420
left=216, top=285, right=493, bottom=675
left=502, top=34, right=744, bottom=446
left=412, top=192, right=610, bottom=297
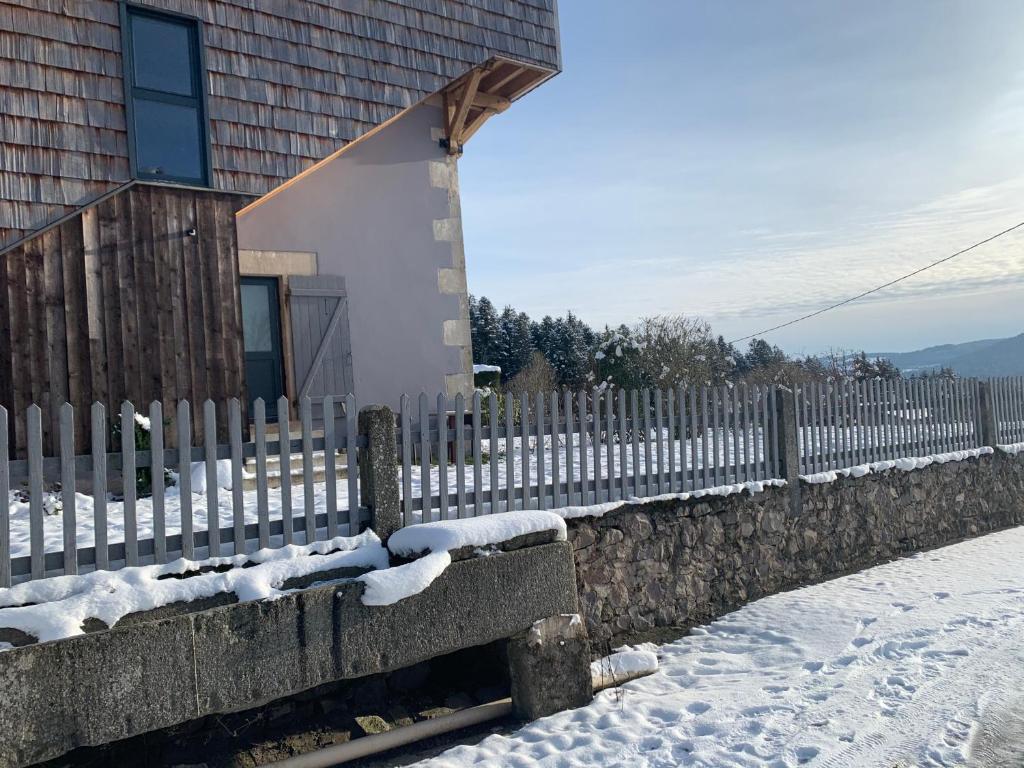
left=269, top=666, right=657, bottom=767
left=268, top=698, right=514, bottom=768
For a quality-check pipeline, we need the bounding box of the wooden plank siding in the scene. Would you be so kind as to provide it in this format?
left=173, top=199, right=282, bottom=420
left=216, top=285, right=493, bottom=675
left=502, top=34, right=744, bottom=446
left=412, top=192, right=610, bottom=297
left=0, top=182, right=252, bottom=456
left=0, top=0, right=560, bottom=246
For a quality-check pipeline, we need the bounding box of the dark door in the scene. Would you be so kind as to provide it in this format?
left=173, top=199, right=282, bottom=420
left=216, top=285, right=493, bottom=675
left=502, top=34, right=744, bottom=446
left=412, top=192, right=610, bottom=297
left=241, top=277, right=285, bottom=420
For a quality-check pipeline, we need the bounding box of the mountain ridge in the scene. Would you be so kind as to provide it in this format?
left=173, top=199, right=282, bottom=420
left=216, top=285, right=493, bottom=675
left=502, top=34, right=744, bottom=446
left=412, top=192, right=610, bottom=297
left=871, top=333, right=1024, bottom=377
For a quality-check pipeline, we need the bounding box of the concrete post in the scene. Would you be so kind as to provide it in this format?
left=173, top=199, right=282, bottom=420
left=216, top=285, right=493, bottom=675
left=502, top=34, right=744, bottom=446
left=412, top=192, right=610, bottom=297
left=775, top=386, right=803, bottom=515
left=977, top=381, right=999, bottom=447
left=506, top=614, right=593, bottom=720
left=358, top=405, right=401, bottom=543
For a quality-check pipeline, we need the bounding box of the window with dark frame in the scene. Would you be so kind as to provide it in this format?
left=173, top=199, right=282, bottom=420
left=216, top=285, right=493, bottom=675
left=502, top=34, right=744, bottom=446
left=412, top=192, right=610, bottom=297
left=122, top=6, right=210, bottom=185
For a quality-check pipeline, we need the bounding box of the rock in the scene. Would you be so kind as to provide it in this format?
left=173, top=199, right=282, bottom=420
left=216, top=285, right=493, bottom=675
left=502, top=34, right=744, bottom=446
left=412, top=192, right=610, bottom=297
left=354, top=715, right=392, bottom=736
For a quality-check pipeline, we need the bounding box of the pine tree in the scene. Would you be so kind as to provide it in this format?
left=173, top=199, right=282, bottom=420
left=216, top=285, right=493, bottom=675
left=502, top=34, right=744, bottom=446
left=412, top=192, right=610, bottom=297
left=469, top=295, right=501, bottom=367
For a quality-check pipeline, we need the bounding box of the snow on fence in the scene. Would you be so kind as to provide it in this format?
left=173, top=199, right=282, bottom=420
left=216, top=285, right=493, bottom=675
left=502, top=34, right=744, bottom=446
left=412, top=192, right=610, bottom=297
left=0, top=395, right=361, bottom=586
left=397, top=385, right=780, bottom=524
left=992, top=376, right=1024, bottom=445
left=795, top=378, right=984, bottom=475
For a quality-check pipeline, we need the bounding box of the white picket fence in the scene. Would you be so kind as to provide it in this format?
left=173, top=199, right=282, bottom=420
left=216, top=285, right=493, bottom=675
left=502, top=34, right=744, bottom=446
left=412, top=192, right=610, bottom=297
left=397, top=385, right=780, bottom=525
left=2, top=376, right=1022, bottom=586
left=993, top=376, right=1024, bottom=445
left=0, top=395, right=361, bottom=586
left=794, top=378, right=986, bottom=474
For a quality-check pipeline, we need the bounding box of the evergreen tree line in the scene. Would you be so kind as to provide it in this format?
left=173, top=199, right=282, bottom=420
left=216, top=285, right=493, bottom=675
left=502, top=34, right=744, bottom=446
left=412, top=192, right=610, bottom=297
left=469, top=295, right=953, bottom=394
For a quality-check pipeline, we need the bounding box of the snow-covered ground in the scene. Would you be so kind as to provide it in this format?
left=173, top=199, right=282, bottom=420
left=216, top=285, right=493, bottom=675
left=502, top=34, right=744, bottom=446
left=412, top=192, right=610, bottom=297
left=414, top=526, right=1024, bottom=768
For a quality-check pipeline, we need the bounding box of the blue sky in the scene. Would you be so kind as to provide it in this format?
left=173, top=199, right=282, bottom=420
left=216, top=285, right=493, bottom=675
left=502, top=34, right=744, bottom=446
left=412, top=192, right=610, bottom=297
left=459, top=1, right=1024, bottom=355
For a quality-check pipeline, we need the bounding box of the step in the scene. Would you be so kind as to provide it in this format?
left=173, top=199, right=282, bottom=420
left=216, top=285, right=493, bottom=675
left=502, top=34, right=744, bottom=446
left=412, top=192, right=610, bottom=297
left=241, top=461, right=350, bottom=492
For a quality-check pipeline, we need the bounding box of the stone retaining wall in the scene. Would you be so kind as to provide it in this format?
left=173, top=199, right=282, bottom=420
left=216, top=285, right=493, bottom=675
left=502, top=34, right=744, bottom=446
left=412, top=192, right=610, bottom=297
left=569, top=452, right=1024, bottom=655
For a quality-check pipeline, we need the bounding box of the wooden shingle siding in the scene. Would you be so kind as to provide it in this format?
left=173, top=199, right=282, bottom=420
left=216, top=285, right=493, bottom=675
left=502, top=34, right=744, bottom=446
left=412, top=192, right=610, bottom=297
left=0, top=183, right=253, bottom=457
left=0, top=0, right=559, bottom=246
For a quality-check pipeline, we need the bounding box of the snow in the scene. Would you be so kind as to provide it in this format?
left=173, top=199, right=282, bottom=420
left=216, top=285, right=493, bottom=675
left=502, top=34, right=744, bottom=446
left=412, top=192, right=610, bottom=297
left=358, top=511, right=568, bottom=607
left=386, top=510, right=567, bottom=558
left=801, top=447, right=995, bottom=484
left=472, top=364, right=502, bottom=374
left=188, top=458, right=239, bottom=494
left=998, top=442, right=1024, bottom=456
left=5, top=466, right=359, bottom=561
left=413, top=525, right=1024, bottom=768
left=357, top=551, right=452, bottom=607
left=554, top=479, right=788, bottom=522
left=0, top=530, right=388, bottom=644
left=591, top=645, right=660, bottom=690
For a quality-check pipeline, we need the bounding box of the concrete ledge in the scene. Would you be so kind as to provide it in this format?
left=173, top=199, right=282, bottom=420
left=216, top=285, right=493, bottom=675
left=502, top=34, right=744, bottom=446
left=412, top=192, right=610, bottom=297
left=0, top=541, right=579, bottom=768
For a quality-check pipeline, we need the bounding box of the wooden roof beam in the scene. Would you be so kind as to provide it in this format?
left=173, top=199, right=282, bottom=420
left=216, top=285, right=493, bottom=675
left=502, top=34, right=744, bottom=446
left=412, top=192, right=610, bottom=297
left=446, top=68, right=483, bottom=155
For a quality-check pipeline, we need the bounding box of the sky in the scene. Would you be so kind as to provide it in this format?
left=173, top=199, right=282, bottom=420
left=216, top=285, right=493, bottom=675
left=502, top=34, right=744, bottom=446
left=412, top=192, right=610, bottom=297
left=459, top=0, right=1024, bottom=356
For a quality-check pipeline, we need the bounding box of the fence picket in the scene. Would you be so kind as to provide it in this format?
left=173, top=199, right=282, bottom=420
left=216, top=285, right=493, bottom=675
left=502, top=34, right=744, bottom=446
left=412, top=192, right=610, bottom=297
left=0, top=407, right=7, bottom=588
left=741, top=383, right=752, bottom=482
left=400, top=394, right=412, bottom=526
left=229, top=399, right=245, bottom=554
left=730, top=385, right=741, bottom=482
left=58, top=404, right=77, bottom=576
left=278, top=396, right=293, bottom=545
left=300, top=397, right=316, bottom=543
left=150, top=401, right=166, bottom=563
left=90, top=402, right=109, bottom=571
left=654, top=389, right=665, bottom=494
left=770, top=385, right=780, bottom=478
left=642, top=389, right=653, bottom=495
left=711, top=387, right=722, bottom=487
left=178, top=401, right=193, bottom=559
left=323, top=395, right=337, bottom=537
left=631, top=389, right=642, bottom=496
left=667, top=388, right=677, bottom=493
left=688, top=386, right=698, bottom=491
left=521, top=392, right=530, bottom=510
left=254, top=398, right=270, bottom=548
left=551, top=391, right=561, bottom=508
left=617, top=388, right=628, bottom=500
left=346, top=393, right=358, bottom=535
left=419, top=393, right=431, bottom=521
left=535, top=392, right=545, bottom=510
left=203, top=400, right=219, bottom=558
left=699, top=387, right=710, bottom=489
left=578, top=391, right=589, bottom=506
left=473, top=392, right=483, bottom=515
left=506, top=395, right=516, bottom=512
left=438, top=393, right=450, bottom=519
left=593, top=388, right=603, bottom=503
left=122, top=401, right=138, bottom=566
left=456, top=392, right=467, bottom=517
left=565, top=390, right=576, bottom=506
left=605, top=388, right=615, bottom=499
left=489, top=392, right=500, bottom=514
left=28, top=405, right=43, bottom=580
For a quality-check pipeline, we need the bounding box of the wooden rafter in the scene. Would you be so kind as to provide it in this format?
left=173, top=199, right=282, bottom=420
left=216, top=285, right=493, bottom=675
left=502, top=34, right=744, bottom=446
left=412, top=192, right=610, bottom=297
left=442, top=58, right=557, bottom=155
left=445, top=69, right=483, bottom=155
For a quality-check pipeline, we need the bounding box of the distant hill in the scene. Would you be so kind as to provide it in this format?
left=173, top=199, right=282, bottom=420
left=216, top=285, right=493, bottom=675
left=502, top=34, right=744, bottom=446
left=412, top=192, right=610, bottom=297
left=872, top=334, right=1024, bottom=377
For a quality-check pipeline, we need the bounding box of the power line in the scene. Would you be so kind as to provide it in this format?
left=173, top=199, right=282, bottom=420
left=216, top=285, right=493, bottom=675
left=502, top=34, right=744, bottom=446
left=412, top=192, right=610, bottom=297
left=728, top=219, right=1024, bottom=345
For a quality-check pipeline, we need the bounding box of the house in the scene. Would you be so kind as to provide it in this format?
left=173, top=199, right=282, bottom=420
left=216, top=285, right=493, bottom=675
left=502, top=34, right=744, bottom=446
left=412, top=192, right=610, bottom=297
left=0, top=0, right=561, bottom=453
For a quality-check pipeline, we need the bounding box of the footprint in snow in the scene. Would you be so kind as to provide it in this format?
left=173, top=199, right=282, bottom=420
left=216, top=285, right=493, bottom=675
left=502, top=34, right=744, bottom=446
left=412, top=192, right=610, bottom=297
left=850, top=636, right=872, bottom=648
left=803, top=661, right=824, bottom=673
left=933, top=591, right=951, bottom=600
left=686, top=701, right=712, bottom=715
left=796, top=746, right=820, bottom=763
